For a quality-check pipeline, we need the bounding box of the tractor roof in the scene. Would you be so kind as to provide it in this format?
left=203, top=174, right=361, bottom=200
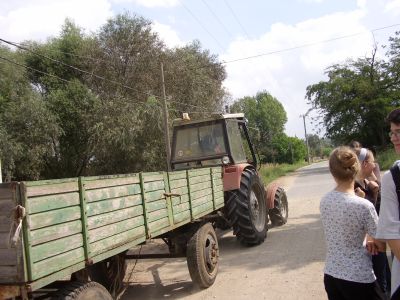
left=172, top=113, right=245, bottom=127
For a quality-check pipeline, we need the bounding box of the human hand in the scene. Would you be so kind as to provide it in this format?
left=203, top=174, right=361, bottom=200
left=355, top=187, right=365, bottom=198
left=367, top=180, right=379, bottom=195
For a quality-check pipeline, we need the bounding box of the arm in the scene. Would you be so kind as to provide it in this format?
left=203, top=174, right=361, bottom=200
left=376, top=172, right=400, bottom=250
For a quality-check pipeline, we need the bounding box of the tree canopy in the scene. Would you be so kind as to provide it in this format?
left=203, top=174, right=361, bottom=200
left=306, top=32, right=400, bottom=148
left=0, top=14, right=227, bottom=180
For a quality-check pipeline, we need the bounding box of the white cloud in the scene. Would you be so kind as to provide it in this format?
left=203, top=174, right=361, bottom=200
left=0, top=0, right=113, bottom=42
left=384, top=0, right=400, bottom=15
left=221, top=8, right=377, bottom=137
left=111, top=0, right=179, bottom=7
left=152, top=21, right=185, bottom=48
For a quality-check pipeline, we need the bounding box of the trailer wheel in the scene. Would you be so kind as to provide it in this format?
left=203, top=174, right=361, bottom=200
left=51, top=281, right=113, bottom=300
left=269, top=187, right=288, bottom=226
left=187, top=223, right=219, bottom=288
left=226, top=168, right=267, bottom=246
left=87, top=252, right=126, bottom=297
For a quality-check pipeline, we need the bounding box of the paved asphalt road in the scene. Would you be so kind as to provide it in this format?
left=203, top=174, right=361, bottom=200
left=121, top=161, right=335, bottom=300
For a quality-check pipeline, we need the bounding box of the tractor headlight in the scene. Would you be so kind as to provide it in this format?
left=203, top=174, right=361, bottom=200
left=221, top=156, right=230, bottom=165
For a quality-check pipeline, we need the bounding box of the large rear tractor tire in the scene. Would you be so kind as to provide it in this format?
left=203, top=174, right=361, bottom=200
left=226, top=168, right=267, bottom=246
left=269, top=187, right=288, bottom=226
left=51, top=281, right=113, bottom=300
left=186, top=223, right=219, bottom=288
left=87, top=252, right=126, bottom=297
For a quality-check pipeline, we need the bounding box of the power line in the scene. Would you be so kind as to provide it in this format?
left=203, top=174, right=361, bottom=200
left=222, top=0, right=250, bottom=39
left=221, top=23, right=400, bottom=65
left=0, top=55, right=162, bottom=109
left=178, top=0, right=226, bottom=52
left=0, top=38, right=162, bottom=99
left=200, top=0, right=234, bottom=38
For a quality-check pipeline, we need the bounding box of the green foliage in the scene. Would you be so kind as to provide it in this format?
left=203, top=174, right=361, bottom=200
left=268, top=133, right=307, bottom=163
left=306, top=34, right=400, bottom=148
left=377, top=147, right=398, bottom=170
left=307, top=134, right=332, bottom=158
left=230, top=91, right=288, bottom=162
left=259, top=161, right=308, bottom=185
left=0, top=14, right=228, bottom=181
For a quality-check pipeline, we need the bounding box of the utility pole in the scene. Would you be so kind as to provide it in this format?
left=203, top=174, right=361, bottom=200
left=300, top=108, right=312, bottom=164
left=161, top=63, right=171, bottom=171
left=0, top=159, right=2, bottom=183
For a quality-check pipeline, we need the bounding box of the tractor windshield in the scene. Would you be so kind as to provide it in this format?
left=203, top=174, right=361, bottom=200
left=173, top=122, right=227, bottom=163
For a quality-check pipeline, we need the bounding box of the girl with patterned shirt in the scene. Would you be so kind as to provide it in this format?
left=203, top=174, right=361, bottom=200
left=320, top=146, right=385, bottom=299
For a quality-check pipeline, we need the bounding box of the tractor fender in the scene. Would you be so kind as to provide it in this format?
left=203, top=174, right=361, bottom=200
left=222, top=163, right=253, bottom=191
left=265, top=182, right=279, bottom=209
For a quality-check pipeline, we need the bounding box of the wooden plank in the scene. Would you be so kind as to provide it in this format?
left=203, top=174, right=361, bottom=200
left=188, top=168, right=210, bottom=177
left=28, top=192, right=80, bottom=214
left=31, top=234, right=83, bottom=263
left=191, top=188, right=213, bottom=200
left=85, top=184, right=142, bottom=203
left=89, top=216, right=145, bottom=243
left=192, top=202, right=214, bottom=218
left=0, top=232, right=11, bottom=248
left=0, top=216, right=9, bottom=232
left=214, top=196, right=225, bottom=206
left=190, top=181, right=212, bottom=192
left=29, top=206, right=81, bottom=230
left=189, top=174, right=211, bottom=185
left=212, top=167, right=222, bottom=174
left=87, top=194, right=142, bottom=216
left=0, top=249, right=17, bottom=265
left=168, top=179, right=188, bottom=189
left=26, top=181, right=78, bottom=197
left=147, top=209, right=168, bottom=223
left=29, top=220, right=82, bottom=246
left=143, top=181, right=165, bottom=192
left=213, top=178, right=223, bottom=186
left=170, top=186, right=188, bottom=195
left=31, top=247, right=84, bottom=280
left=87, top=205, right=143, bottom=229
left=90, top=227, right=146, bottom=256
left=168, top=171, right=187, bottom=180
left=84, top=175, right=140, bottom=190
left=0, top=266, right=18, bottom=280
left=0, top=183, right=16, bottom=201
left=145, top=190, right=165, bottom=203
left=148, top=217, right=170, bottom=235
left=142, top=173, right=164, bottom=182
left=172, top=202, right=190, bottom=214
left=171, top=194, right=189, bottom=206
left=173, top=211, right=191, bottom=224
left=191, top=194, right=214, bottom=208
left=0, top=200, right=15, bottom=215
left=146, top=199, right=167, bottom=213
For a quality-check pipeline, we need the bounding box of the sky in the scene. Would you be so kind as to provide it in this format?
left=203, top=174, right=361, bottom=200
left=1, top=0, right=400, bottom=138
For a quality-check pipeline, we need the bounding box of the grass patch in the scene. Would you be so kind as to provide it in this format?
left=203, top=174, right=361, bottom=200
left=259, top=161, right=308, bottom=184
left=377, top=147, right=398, bottom=170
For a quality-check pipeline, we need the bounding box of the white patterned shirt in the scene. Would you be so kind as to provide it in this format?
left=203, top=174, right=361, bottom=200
left=320, top=190, right=378, bottom=283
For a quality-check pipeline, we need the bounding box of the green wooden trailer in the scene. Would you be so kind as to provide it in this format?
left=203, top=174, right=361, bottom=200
left=0, top=167, right=223, bottom=299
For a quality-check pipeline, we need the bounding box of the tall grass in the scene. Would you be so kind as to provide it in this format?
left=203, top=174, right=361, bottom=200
left=259, top=161, right=308, bottom=184
left=377, top=147, right=398, bottom=170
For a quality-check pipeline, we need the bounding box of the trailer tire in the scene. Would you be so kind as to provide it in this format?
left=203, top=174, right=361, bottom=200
left=187, top=223, right=219, bottom=288
left=51, top=281, right=113, bottom=300
left=269, top=187, right=288, bottom=226
left=87, top=252, right=126, bottom=297
left=226, top=168, right=267, bottom=246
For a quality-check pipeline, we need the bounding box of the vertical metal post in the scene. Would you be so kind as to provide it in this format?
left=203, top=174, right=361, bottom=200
left=302, top=115, right=310, bottom=164
left=161, top=63, right=171, bottom=171
left=0, top=159, right=2, bottom=183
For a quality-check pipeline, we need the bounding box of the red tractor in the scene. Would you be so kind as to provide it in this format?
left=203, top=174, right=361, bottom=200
left=171, top=113, right=288, bottom=245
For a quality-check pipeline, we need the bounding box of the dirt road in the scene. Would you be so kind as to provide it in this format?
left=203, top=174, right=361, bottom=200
left=121, top=161, right=334, bottom=300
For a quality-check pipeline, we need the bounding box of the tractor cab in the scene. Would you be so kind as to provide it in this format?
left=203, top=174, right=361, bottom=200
left=170, top=113, right=257, bottom=170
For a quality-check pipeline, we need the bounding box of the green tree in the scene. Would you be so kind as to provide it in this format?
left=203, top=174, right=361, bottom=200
left=306, top=36, right=400, bottom=148
left=230, top=91, right=287, bottom=162
left=269, top=134, right=307, bottom=164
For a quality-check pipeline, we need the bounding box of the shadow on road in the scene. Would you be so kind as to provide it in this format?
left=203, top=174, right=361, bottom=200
left=121, top=212, right=325, bottom=299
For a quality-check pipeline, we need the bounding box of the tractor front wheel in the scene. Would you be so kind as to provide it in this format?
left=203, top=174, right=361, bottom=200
left=269, top=187, right=288, bottom=226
